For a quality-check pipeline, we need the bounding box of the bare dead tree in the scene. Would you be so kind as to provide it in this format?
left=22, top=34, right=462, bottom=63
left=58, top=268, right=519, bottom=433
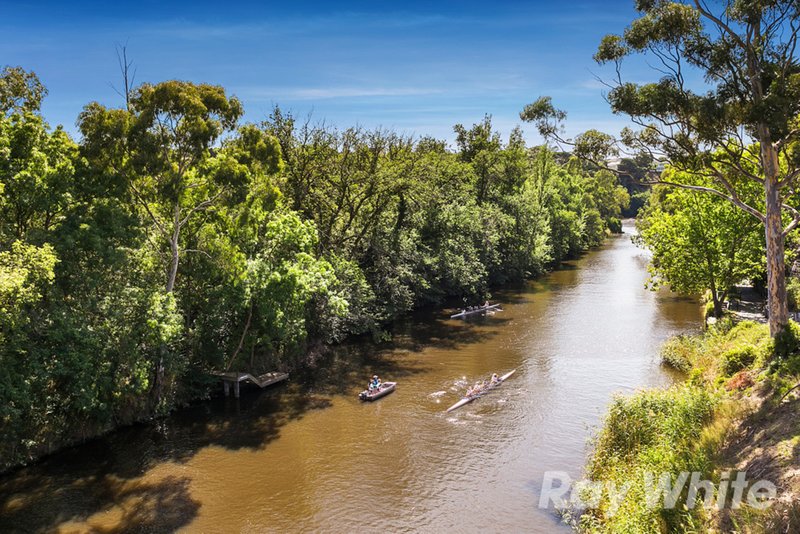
left=110, top=43, right=136, bottom=111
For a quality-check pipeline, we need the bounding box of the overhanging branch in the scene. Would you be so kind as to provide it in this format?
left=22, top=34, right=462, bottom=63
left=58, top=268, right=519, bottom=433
left=655, top=178, right=766, bottom=223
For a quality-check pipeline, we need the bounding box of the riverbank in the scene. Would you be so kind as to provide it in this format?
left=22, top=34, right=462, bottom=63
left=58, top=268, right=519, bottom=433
left=578, top=318, right=800, bottom=532
left=0, top=227, right=703, bottom=532
left=0, top=229, right=626, bottom=478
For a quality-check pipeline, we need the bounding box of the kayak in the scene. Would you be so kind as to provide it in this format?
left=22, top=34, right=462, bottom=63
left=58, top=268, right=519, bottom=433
left=445, top=369, right=516, bottom=413
left=359, top=381, right=397, bottom=401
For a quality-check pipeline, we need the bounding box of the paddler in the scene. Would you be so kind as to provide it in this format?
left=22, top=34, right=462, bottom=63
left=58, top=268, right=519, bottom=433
left=490, top=373, right=499, bottom=384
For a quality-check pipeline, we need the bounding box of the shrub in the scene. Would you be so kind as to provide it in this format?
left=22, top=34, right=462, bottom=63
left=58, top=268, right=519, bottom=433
left=661, top=336, right=694, bottom=372
left=767, top=350, right=800, bottom=377
left=582, top=208, right=606, bottom=247
left=722, top=321, right=771, bottom=371
left=721, top=346, right=757, bottom=376
left=607, top=217, right=622, bottom=234
left=710, top=315, right=737, bottom=334
left=704, top=299, right=716, bottom=319
left=725, top=320, right=769, bottom=345
left=771, top=320, right=800, bottom=360
left=787, top=278, right=800, bottom=311
left=581, top=385, right=718, bottom=533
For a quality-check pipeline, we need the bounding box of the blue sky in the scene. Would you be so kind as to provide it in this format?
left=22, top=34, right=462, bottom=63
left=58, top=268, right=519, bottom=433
left=1, top=1, right=651, bottom=145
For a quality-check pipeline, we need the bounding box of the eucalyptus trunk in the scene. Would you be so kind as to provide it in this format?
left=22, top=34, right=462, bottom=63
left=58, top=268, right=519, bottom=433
left=764, top=174, right=788, bottom=336
left=166, top=236, right=179, bottom=294
left=166, top=205, right=181, bottom=294
left=761, top=137, right=788, bottom=336
left=751, top=27, right=791, bottom=336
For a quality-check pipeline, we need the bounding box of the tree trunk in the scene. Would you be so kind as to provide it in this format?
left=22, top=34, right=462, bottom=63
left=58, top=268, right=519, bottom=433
left=154, top=239, right=178, bottom=406
left=226, top=303, right=253, bottom=371
left=711, top=293, right=724, bottom=319
left=708, top=275, right=723, bottom=319
left=157, top=217, right=181, bottom=407
left=166, top=231, right=180, bottom=293
left=757, top=118, right=789, bottom=336
left=158, top=232, right=179, bottom=406
left=152, top=347, right=166, bottom=409
left=764, top=169, right=788, bottom=336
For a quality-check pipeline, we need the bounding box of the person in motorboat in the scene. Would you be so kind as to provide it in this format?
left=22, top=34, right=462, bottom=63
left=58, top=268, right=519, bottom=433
left=484, top=300, right=490, bottom=308
left=368, top=375, right=381, bottom=392
left=490, top=373, right=500, bottom=384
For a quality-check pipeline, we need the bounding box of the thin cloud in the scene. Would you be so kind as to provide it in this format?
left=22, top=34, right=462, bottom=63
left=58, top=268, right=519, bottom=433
left=238, top=86, right=444, bottom=101
left=579, top=78, right=608, bottom=90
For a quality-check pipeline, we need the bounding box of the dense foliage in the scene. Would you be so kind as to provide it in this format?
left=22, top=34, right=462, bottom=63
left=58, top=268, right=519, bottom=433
left=580, top=385, right=718, bottom=533
left=636, top=167, right=766, bottom=318
left=585, top=317, right=800, bottom=533
left=0, top=68, right=629, bottom=469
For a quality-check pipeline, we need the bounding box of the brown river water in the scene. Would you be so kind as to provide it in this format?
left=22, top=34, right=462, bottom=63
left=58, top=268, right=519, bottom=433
left=0, top=223, right=702, bottom=533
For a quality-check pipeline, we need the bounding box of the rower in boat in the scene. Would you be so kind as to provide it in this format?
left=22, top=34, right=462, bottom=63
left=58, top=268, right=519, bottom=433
left=445, top=369, right=516, bottom=412
left=466, top=374, right=501, bottom=397
left=466, top=381, right=484, bottom=397
left=449, top=302, right=501, bottom=319
left=446, top=369, right=516, bottom=412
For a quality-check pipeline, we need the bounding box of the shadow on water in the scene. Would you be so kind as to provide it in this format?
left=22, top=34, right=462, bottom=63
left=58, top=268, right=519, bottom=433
left=553, top=261, right=580, bottom=271
left=657, top=294, right=700, bottom=304
left=0, top=470, right=200, bottom=534
left=0, top=305, right=509, bottom=533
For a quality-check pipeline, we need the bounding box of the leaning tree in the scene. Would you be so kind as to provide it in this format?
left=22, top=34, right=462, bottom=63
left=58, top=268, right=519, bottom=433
left=522, top=0, right=800, bottom=337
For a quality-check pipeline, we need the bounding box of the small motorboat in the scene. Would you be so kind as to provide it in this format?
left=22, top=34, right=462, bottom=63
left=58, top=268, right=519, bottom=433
left=359, top=381, right=397, bottom=401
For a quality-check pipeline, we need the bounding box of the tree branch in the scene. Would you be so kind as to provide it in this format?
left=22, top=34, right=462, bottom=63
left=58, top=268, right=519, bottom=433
left=129, top=183, right=167, bottom=236
left=178, top=189, right=225, bottom=227
left=655, top=178, right=765, bottom=222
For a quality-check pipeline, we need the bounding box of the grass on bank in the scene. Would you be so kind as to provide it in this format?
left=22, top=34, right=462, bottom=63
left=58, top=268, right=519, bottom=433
left=578, top=319, right=800, bottom=533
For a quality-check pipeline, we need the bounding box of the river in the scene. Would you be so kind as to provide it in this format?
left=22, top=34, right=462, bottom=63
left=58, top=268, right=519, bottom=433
left=0, top=223, right=702, bottom=533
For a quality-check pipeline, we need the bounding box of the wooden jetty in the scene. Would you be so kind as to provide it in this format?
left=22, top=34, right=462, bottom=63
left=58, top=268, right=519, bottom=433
left=450, top=303, right=502, bottom=319
left=210, top=371, right=289, bottom=398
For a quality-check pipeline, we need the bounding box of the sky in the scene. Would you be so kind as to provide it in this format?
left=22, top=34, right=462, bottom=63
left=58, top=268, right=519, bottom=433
left=1, top=1, right=655, bottom=146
